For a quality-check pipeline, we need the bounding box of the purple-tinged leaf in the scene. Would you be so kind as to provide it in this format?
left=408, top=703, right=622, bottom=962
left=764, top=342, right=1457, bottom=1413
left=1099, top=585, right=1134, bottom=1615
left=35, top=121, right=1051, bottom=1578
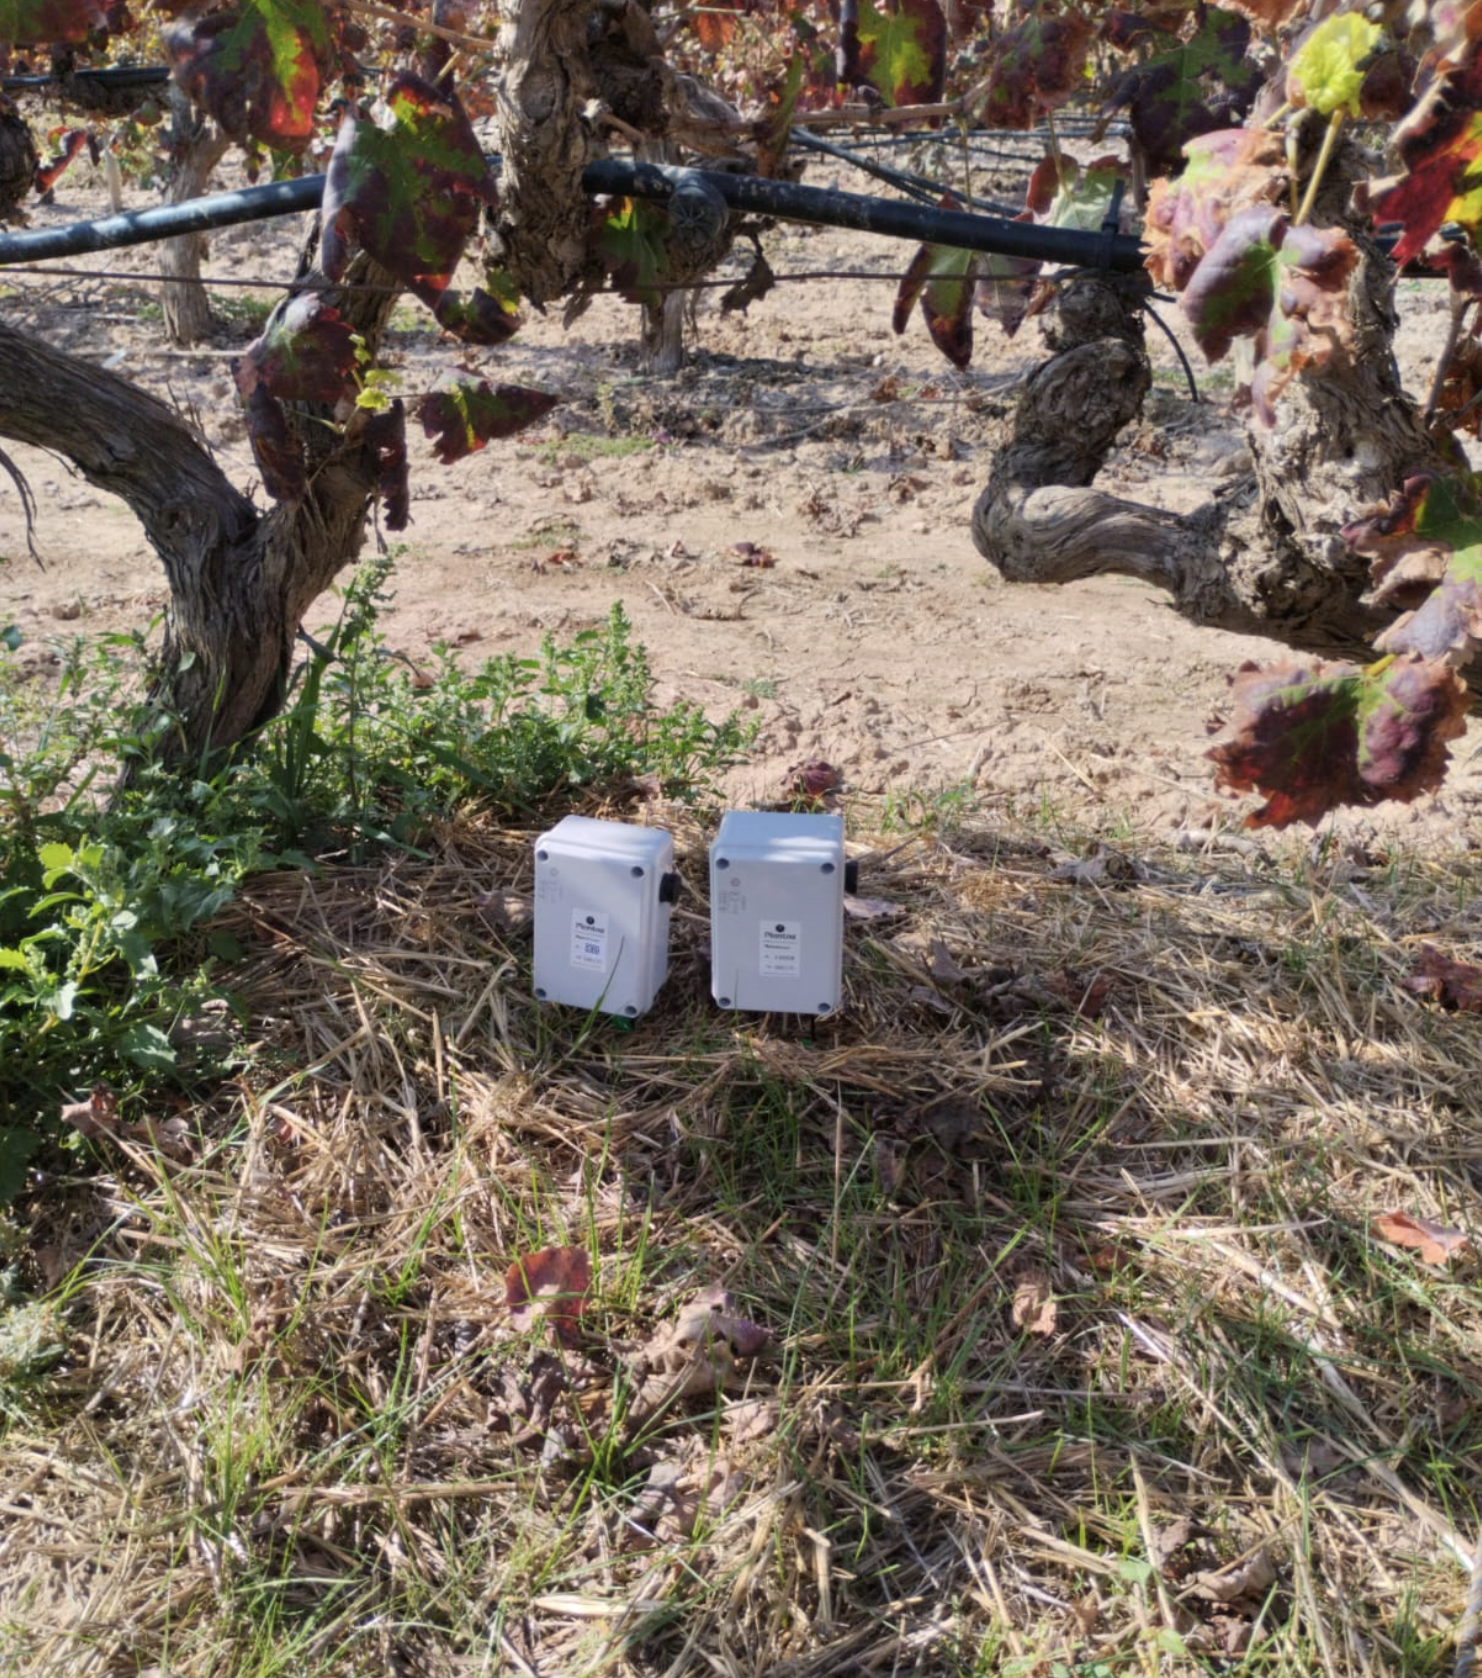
left=1366, top=55, right=1482, bottom=268
left=1101, top=7, right=1261, bottom=177
left=426, top=284, right=522, bottom=346
left=417, top=370, right=559, bottom=465
left=1208, top=654, right=1470, bottom=828
left=320, top=73, right=497, bottom=294
left=893, top=207, right=976, bottom=369
left=1143, top=125, right=1285, bottom=293
left=166, top=0, right=331, bottom=150
left=242, top=384, right=305, bottom=503
left=1179, top=202, right=1282, bottom=362
left=0, top=0, right=110, bottom=45
left=1347, top=472, right=1482, bottom=663
left=236, top=293, right=357, bottom=405
left=970, top=10, right=1092, bottom=130
left=364, top=400, right=408, bottom=531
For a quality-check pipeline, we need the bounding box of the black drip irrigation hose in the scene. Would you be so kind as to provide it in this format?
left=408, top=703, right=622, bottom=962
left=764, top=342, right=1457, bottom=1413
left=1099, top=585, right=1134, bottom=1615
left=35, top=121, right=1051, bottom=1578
left=0, top=64, right=170, bottom=92
left=0, top=157, right=1149, bottom=271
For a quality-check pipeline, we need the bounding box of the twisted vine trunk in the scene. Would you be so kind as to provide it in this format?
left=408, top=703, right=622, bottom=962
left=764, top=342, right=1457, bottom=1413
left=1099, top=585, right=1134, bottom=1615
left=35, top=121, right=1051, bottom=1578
left=972, top=244, right=1460, bottom=682
left=0, top=251, right=400, bottom=762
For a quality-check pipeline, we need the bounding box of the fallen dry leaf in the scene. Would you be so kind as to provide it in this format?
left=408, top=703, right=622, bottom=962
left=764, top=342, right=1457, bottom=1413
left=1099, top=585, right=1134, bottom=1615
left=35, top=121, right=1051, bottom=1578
left=1373, top=1210, right=1472, bottom=1267
left=1192, top=1547, right=1277, bottom=1606
left=629, top=1286, right=769, bottom=1421
left=1403, top=944, right=1482, bottom=1012
left=476, top=889, right=534, bottom=935
left=730, top=541, right=777, bottom=568
left=782, top=757, right=843, bottom=802
left=843, top=894, right=901, bottom=921
left=505, top=1246, right=592, bottom=1348
left=59, top=1086, right=195, bottom=1163
left=1010, top=1269, right=1058, bottom=1338
left=1044, top=967, right=1111, bottom=1018
left=1049, top=843, right=1140, bottom=886
left=59, top=1085, right=119, bottom=1139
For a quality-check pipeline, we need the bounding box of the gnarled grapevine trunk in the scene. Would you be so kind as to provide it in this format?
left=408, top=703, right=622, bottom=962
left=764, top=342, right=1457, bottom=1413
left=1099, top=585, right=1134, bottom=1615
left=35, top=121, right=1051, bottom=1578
left=0, top=250, right=400, bottom=762
left=972, top=242, right=1459, bottom=680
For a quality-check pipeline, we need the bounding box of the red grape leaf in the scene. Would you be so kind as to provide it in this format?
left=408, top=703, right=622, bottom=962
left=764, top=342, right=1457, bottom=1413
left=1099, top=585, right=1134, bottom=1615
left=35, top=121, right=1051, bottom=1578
left=505, top=1245, right=591, bottom=1349
left=969, top=10, right=1091, bottom=130
left=1347, top=472, right=1482, bottom=661
left=33, top=127, right=88, bottom=195
left=1207, top=653, right=1470, bottom=827
left=893, top=197, right=976, bottom=369
left=242, top=383, right=305, bottom=503
left=417, top=370, right=559, bottom=464
left=1367, top=54, right=1482, bottom=268
left=0, top=0, right=109, bottom=44
left=320, top=73, right=498, bottom=296
left=166, top=0, right=331, bottom=150
left=235, top=292, right=357, bottom=404
left=1372, top=1211, right=1472, bottom=1266
left=854, top=0, right=946, bottom=110
left=1404, top=943, right=1482, bottom=1012
left=1101, top=7, right=1261, bottom=177
left=363, top=400, right=408, bottom=532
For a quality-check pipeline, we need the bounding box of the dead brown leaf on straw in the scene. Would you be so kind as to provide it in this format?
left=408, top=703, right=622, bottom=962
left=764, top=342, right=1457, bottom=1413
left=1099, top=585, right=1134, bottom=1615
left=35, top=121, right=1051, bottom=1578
left=1372, top=1211, right=1473, bottom=1266
left=505, top=1246, right=592, bottom=1347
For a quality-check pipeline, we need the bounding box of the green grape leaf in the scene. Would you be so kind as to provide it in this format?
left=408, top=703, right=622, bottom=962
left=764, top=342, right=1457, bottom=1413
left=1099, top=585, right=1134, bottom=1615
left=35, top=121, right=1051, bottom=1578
left=1208, top=654, right=1470, bottom=828
left=320, top=73, right=498, bottom=295
left=970, top=10, right=1092, bottom=130
left=854, top=0, right=946, bottom=110
left=0, top=0, right=108, bottom=45
left=1286, top=11, right=1380, bottom=118
left=417, top=370, right=560, bottom=465
left=1367, top=55, right=1482, bottom=268
left=166, top=0, right=331, bottom=149
left=235, top=293, right=357, bottom=404
left=1101, top=7, right=1262, bottom=177
left=893, top=228, right=975, bottom=369
left=242, top=384, right=306, bottom=503
left=591, top=195, right=669, bottom=307
left=1346, top=472, right=1482, bottom=663
left=363, top=400, right=408, bottom=532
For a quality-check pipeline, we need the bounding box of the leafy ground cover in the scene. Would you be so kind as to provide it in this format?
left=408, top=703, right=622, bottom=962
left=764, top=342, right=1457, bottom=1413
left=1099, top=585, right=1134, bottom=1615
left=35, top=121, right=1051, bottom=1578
left=2, top=725, right=1481, bottom=1673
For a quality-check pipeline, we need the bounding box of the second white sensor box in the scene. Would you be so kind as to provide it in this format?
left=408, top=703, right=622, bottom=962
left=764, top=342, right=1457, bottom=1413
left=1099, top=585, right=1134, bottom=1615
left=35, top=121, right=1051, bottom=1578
left=533, top=816, right=680, bottom=1017
left=709, top=811, right=845, bottom=1016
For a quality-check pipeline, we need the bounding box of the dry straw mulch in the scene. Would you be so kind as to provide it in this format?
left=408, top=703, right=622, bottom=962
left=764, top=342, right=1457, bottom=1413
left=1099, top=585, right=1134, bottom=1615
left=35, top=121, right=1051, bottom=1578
left=4, top=806, right=1482, bottom=1677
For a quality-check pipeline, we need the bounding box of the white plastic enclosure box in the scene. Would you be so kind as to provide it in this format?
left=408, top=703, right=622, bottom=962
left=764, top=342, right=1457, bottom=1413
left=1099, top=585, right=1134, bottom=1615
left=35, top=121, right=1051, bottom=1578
left=532, top=816, right=680, bottom=1017
left=709, top=811, right=845, bottom=1016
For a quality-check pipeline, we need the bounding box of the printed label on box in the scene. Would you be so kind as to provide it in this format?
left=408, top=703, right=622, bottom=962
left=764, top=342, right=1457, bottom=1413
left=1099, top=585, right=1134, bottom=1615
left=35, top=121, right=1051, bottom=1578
left=571, top=910, right=609, bottom=971
left=760, top=920, right=801, bottom=977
